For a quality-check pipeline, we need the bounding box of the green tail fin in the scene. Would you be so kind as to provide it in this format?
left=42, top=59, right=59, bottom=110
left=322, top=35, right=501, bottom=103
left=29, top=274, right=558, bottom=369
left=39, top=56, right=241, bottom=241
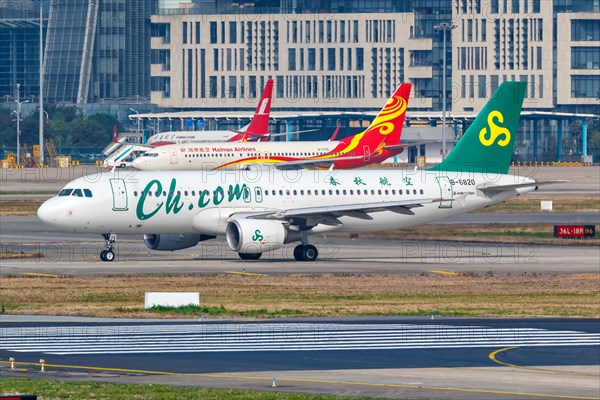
left=429, top=81, right=527, bottom=174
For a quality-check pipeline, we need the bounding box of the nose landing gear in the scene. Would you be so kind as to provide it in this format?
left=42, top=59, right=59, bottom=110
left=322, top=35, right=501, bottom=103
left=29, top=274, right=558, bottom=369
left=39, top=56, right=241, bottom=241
left=100, top=234, right=117, bottom=262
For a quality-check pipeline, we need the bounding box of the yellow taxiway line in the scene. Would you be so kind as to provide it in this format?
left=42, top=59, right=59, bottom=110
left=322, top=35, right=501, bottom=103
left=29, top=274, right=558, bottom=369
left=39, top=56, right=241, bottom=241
left=489, top=346, right=599, bottom=377
left=428, top=270, right=458, bottom=276
left=20, top=272, right=63, bottom=278
left=2, top=360, right=597, bottom=400
left=224, top=271, right=267, bottom=277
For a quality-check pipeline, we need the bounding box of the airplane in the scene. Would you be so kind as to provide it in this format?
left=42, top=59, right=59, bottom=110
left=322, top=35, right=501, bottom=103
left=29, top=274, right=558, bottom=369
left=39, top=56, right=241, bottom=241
left=38, top=81, right=556, bottom=262
left=100, top=81, right=274, bottom=169
left=128, top=83, right=413, bottom=171
left=145, top=79, right=274, bottom=146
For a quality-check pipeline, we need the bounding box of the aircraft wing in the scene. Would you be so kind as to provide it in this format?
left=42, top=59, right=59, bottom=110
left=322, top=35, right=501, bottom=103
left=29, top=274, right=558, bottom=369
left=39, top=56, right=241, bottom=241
left=229, top=198, right=440, bottom=227
left=476, top=180, right=568, bottom=193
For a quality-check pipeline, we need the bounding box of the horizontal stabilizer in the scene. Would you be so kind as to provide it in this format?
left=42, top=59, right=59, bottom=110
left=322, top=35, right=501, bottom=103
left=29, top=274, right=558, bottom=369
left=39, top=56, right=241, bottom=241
left=477, top=180, right=567, bottom=192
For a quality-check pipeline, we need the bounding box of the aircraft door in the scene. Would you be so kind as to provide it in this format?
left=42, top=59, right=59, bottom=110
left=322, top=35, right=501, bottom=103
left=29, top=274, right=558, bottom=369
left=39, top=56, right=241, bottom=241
left=109, top=178, right=129, bottom=211
left=169, top=148, right=178, bottom=164
left=363, top=145, right=371, bottom=160
left=436, top=176, right=453, bottom=208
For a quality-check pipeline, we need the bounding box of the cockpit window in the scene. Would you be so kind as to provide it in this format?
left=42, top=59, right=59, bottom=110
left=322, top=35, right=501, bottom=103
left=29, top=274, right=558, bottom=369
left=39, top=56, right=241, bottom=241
left=84, top=189, right=92, bottom=198
left=58, top=189, right=73, bottom=196
left=72, top=189, right=83, bottom=197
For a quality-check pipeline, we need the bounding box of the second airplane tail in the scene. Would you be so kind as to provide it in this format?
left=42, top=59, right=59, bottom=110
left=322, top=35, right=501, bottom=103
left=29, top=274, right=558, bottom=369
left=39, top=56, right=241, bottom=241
left=243, top=79, right=274, bottom=138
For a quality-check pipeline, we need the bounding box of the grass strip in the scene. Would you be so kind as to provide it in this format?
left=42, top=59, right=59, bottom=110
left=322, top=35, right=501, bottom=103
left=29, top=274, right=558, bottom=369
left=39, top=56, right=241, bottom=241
left=0, top=377, right=391, bottom=400
left=1, top=273, right=598, bottom=319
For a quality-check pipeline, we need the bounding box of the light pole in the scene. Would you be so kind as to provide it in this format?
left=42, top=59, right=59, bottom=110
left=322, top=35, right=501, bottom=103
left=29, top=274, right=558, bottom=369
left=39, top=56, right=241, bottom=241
left=39, top=0, right=45, bottom=165
left=129, top=108, right=141, bottom=142
left=15, top=84, right=29, bottom=166
left=434, top=23, right=456, bottom=160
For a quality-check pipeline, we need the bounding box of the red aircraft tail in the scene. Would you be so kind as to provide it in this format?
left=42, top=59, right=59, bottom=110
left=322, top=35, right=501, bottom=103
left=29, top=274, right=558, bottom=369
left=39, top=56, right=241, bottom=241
left=244, top=79, right=273, bottom=137
left=338, top=83, right=411, bottom=154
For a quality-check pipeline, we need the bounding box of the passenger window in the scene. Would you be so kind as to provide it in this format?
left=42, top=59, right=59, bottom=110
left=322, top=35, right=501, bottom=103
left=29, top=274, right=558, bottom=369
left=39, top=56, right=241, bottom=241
left=293, top=190, right=297, bottom=195
left=148, top=191, right=153, bottom=197
left=420, top=189, right=424, bottom=195
left=155, top=191, right=160, bottom=197
left=413, top=189, right=417, bottom=195
left=184, top=191, right=188, bottom=196
left=342, top=190, right=346, bottom=195
left=300, top=190, right=304, bottom=195
left=133, top=191, right=138, bottom=197
left=399, top=189, right=403, bottom=195
left=58, top=189, right=73, bottom=196
left=392, top=190, right=396, bottom=195
left=279, top=190, right=283, bottom=195
left=385, top=190, right=389, bottom=195
left=378, top=190, right=382, bottom=195
left=84, top=189, right=92, bottom=198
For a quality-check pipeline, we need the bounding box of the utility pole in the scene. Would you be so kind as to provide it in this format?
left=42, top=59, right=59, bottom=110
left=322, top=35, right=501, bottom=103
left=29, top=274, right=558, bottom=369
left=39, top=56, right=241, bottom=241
left=15, top=84, right=29, bottom=166
left=434, top=23, right=456, bottom=160
left=39, top=0, right=45, bottom=165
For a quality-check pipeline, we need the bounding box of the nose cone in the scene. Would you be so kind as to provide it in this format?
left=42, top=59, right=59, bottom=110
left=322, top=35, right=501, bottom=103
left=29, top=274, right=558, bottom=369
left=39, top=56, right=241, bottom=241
left=37, top=198, right=61, bottom=226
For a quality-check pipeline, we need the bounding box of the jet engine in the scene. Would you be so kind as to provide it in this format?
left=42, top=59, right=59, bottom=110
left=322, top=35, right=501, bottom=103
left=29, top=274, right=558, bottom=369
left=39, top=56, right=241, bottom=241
left=226, top=219, right=299, bottom=254
left=143, top=233, right=215, bottom=251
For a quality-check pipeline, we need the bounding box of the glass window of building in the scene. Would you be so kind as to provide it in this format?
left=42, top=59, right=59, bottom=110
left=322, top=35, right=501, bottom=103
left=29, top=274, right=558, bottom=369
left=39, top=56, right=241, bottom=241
left=572, top=47, right=600, bottom=69
left=328, top=48, right=336, bottom=70
left=288, top=48, right=297, bottom=71
left=229, top=22, right=237, bottom=44
left=572, top=20, right=600, bottom=41
left=182, top=22, right=187, bottom=44
left=195, top=22, right=201, bottom=44
left=356, top=48, right=364, bottom=70
left=308, top=48, right=316, bottom=70
left=572, top=76, right=600, bottom=98
left=209, top=76, right=217, bottom=98
left=210, top=22, right=217, bottom=44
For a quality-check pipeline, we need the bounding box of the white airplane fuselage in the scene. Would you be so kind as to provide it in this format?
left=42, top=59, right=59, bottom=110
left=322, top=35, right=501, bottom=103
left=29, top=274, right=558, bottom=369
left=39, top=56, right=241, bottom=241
left=146, top=130, right=246, bottom=145
left=38, top=169, right=536, bottom=236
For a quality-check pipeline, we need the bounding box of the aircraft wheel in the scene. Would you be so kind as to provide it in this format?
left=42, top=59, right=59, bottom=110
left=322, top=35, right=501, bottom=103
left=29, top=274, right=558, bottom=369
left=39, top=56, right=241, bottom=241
left=293, top=244, right=304, bottom=261
left=239, top=252, right=261, bottom=260
left=104, top=250, right=115, bottom=262
left=301, top=245, right=318, bottom=262
left=99, top=250, right=107, bottom=261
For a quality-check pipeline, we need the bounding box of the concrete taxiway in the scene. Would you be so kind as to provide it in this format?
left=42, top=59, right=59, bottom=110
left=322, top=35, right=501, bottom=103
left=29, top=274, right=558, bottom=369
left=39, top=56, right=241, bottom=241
left=1, top=215, right=599, bottom=276
left=1, top=316, right=598, bottom=400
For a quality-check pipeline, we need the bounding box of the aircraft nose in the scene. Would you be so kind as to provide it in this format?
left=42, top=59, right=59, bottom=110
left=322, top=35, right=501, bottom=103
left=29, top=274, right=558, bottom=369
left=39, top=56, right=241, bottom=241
left=37, top=199, right=60, bottom=225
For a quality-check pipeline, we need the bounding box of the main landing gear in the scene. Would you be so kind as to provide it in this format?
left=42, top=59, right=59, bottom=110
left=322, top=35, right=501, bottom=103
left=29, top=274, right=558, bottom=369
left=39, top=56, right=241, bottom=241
left=293, top=232, right=318, bottom=262
left=100, top=233, right=117, bottom=262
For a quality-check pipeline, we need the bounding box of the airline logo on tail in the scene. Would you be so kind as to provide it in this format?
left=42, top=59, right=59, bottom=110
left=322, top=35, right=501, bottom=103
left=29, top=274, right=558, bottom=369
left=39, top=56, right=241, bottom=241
left=256, top=98, right=270, bottom=115
left=479, top=110, right=511, bottom=147
left=364, top=94, right=408, bottom=138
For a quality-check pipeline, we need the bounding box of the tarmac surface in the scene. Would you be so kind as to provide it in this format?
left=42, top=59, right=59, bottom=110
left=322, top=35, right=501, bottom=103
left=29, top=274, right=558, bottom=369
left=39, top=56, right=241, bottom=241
left=1, top=316, right=599, bottom=400
left=1, top=215, right=599, bottom=276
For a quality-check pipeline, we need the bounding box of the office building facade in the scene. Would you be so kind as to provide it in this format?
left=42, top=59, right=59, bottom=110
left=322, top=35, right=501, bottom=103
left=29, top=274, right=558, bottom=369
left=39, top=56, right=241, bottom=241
left=453, top=0, right=600, bottom=114
left=151, top=0, right=451, bottom=111
left=43, top=0, right=156, bottom=104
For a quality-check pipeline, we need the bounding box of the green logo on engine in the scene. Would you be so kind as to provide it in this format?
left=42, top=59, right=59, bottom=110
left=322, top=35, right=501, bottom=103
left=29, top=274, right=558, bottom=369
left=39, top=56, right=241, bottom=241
left=252, top=229, right=264, bottom=241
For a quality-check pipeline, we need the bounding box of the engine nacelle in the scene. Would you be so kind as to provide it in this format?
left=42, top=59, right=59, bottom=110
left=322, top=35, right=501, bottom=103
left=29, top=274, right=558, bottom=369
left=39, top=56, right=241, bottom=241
left=143, top=233, right=215, bottom=251
left=226, top=219, right=299, bottom=254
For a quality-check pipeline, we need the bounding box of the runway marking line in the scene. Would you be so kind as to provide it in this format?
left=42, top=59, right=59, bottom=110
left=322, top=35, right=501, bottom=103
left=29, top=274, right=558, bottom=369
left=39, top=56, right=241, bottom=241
left=489, top=347, right=600, bottom=378
left=224, top=271, right=267, bottom=277
left=1, top=360, right=597, bottom=400
left=428, top=270, right=458, bottom=276
left=20, top=272, right=64, bottom=278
